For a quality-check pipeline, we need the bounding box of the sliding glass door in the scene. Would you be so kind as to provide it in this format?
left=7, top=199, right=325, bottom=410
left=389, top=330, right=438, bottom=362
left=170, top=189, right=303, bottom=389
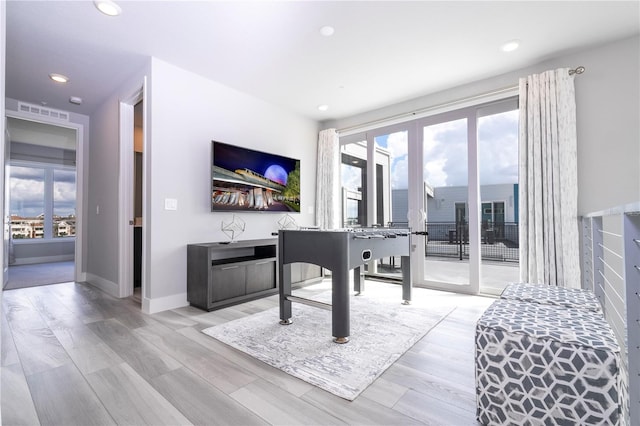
left=413, top=98, right=519, bottom=294
left=338, top=95, right=519, bottom=294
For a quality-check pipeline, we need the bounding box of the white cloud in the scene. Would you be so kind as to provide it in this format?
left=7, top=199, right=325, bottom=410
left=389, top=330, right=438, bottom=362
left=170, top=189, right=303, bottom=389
left=392, top=155, right=408, bottom=189
left=10, top=166, right=76, bottom=217
left=341, top=163, right=362, bottom=192
left=478, top=110, right=519, bottom=185
left=385, top=131, right=409, bottom=189
left=423, top=118, right=467, bottom=187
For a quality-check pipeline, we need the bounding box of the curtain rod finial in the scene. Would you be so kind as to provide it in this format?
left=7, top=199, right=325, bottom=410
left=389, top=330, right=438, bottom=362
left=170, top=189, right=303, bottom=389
left=569, top=66, right=585, bottom=76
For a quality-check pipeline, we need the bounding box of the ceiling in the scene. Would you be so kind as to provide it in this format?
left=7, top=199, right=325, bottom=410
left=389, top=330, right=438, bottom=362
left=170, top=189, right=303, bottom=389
left=5, top=1, right=640, bottom=122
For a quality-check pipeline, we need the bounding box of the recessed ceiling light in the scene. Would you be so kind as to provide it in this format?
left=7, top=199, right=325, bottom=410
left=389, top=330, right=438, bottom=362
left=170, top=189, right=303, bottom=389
left=318, top=104, right=329, bottom=112
left=94, top=0, right=122, bottom=16
left=320, top=26, right=335, bottom=37
left=49, top=73, right=69, bottom=83
left=501, top=39, right=520, bottom=52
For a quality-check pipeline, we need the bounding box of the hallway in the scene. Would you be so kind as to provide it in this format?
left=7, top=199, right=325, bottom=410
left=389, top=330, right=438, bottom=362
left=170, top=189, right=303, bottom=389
left=5, top=261, right=74, bottom=290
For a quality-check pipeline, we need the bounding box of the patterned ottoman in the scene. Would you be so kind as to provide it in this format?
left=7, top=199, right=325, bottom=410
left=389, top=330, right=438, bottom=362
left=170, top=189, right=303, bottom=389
left=500, top=282, right=602, bottom=313
left=475, top=299, right=622, bottom=425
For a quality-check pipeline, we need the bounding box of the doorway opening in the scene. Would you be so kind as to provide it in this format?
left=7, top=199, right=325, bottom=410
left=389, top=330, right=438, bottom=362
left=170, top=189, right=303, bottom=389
left=118, top=81, right=146, bottom=306
left=4, top=117, right=78, bottom=290
left=132, top=100, right=143, bottom=303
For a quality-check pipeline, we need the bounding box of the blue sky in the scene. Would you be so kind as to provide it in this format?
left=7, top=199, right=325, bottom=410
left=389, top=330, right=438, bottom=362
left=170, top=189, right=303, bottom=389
left=344, top=109, right=519, bottom=191
left=10, top=166, right=76, bottom=218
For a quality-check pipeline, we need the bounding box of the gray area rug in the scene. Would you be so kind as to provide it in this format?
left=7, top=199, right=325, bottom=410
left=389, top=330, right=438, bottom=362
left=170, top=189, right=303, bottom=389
left=5, top=261, right=75, bottom=290
left=202, top=291, right=454, bottom=400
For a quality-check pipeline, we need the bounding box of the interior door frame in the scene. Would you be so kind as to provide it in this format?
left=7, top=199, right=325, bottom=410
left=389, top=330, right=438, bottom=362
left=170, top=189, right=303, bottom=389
left=4, top=110, right=85, bottom=284
left=118, top=79, right=147, bottom=300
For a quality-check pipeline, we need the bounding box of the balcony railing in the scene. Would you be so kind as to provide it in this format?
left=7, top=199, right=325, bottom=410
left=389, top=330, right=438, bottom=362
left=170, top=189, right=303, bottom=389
left=425, top=221, right=519, bottom=262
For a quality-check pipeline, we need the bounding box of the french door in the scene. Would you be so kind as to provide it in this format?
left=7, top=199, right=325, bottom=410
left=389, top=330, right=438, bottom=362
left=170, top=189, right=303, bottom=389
left=338, top=96, right=519, bottom=294
left=415, top=111, right=478, bottom=293
left=339, top=123, right=415, bottom=280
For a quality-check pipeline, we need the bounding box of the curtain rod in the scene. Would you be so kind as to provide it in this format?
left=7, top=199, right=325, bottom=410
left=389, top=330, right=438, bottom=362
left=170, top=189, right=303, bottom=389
left=337, top=66, right=586, bottom=135
left=337, top=85, right=518, bottom=135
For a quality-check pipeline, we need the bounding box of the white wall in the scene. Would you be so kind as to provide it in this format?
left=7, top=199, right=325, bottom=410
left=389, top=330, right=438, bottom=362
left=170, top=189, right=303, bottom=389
left=83, top=57, right=318, bottom=313
left=86, top=65, right=151, bottom=293
left=324, top=35, right=640, bottom=216
left=145, top=58, right=318, bottom=309
left=571, top=36, right=639, bottom=214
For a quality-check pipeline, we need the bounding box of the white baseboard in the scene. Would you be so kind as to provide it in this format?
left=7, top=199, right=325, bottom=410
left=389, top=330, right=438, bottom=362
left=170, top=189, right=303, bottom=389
left=11, top=254, right=74, bottom=265
left=142, top=292, right=189, bottom=314
left=85, top=273, right=120, bottom=298
left=76, top=271, right=88, bottom=283
left=82, top=273, right=188, bottom=315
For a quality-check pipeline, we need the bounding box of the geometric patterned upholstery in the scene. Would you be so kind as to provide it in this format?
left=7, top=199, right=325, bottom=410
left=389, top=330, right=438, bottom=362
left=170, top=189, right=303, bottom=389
left=500, top=282, right=602, bottom=313
left=476, top=299, right=622, bottom=425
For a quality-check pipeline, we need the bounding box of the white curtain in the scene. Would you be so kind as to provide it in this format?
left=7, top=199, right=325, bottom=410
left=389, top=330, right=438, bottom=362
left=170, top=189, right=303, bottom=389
left=315, top=128, right=340, bottom=229
left=518, top=68, right=580, bottom=288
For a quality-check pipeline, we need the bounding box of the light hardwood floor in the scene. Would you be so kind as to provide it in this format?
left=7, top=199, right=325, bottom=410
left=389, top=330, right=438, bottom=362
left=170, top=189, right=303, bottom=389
left=1, top=279, right=495, bottom=425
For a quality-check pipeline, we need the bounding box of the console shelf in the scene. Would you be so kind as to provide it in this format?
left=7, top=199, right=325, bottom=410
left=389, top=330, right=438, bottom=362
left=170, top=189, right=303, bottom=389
left=187, top=238, right=321, bottom=311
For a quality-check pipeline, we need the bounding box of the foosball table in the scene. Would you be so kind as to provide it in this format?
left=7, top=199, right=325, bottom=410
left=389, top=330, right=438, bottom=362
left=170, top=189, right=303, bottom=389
left=277, top=228, right=412, bottom=343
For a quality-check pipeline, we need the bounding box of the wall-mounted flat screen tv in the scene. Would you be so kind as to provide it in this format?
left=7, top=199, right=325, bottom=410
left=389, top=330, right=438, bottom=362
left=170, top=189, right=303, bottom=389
left=211, top=141, right=301, bottom=212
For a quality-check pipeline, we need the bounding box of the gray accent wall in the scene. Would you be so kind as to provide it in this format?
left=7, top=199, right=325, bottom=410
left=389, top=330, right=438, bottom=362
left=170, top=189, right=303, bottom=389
left=323, top=35, right=640, bottom=216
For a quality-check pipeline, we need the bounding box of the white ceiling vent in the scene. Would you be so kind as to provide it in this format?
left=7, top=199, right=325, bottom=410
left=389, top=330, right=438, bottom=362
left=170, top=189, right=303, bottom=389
left=17, top=102, right=70, bottom=121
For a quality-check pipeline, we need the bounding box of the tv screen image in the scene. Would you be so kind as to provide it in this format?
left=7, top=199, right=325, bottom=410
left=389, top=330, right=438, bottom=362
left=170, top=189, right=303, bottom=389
left=211, top=141, right=301, bottom=212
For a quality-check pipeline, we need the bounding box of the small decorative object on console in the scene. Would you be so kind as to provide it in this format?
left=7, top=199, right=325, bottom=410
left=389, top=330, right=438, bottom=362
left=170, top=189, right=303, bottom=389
left=221, top=214, right=245, bottom=242
left=277, top=213, right=298, bottom=230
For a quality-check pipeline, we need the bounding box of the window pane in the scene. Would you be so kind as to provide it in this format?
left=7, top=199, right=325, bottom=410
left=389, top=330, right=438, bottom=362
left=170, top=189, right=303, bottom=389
left=10, top=166, right=45, bottom=239
left=341, top=143, right=367, bottom=227
left=53, top=169, right=76, bottom=237
left=423, top=118, right=468, bottom=188
left=375, top=131, right=408, bottom=227
left=423, top=118, right=469, bottom=286
left=374, top=130, right=408, bottom=279
left=478, top=109, right=519, bottom=294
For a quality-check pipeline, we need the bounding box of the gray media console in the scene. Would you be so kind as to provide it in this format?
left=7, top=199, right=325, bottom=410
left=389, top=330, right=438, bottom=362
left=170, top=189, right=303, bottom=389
left=187, top=238, right=322, bottom=311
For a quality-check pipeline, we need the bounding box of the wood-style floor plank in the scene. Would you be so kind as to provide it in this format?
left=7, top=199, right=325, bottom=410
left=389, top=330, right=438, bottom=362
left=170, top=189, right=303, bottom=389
left=134, top=321, right=258, bottom=394
left=1, top=304, right=20, bottom=367
left=230, top=378, right=345, bottom=425
left=65, top=341, right=125, bottom=375
left=358, top=376, right=408, bottom=408
left=86, top=362, right=193, bottom=426
left=4, top=292, right=74, bottom=377
left=150, top=367, right=268, bottom=425
left=86, top=318, right=182, bottom=380
left=1, top=279, right=494, bottom=426
left=1, top=363, right=40, bottom=426
left=394, top=387, right=478, bottom=426
left=26, top=362, right=116, bottom=426
left=301, top=386, right=424, bottom=426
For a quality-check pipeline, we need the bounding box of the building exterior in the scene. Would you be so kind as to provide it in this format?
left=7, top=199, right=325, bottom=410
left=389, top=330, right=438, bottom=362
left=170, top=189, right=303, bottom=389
left=11, top=215, right=76, bottom=239
left=425, top=183, right=519, bottom=224
left=392, top=183, right=519, bottom=225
